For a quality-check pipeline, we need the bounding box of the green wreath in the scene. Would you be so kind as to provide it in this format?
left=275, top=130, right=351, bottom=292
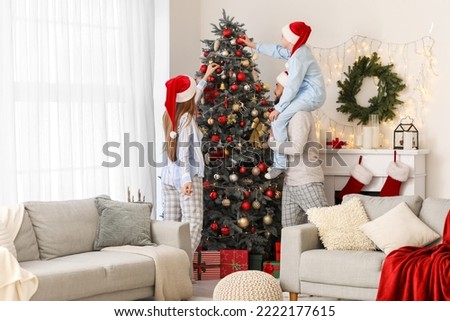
left=336, top=52, right=406, bottom=125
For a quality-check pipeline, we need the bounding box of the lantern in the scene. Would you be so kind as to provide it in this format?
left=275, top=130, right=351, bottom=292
left=393, top=117, right=419, bottom=150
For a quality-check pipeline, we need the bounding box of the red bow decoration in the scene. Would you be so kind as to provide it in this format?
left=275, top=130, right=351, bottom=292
left=332, top=138, right=347, bottom=149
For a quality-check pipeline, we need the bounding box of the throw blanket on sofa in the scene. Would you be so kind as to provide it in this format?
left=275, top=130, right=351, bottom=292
left=101, top=244, right=193, bottom=301
left=377, top=210, right=450, bottom=300
left=0, top=204, right=39, bottom=300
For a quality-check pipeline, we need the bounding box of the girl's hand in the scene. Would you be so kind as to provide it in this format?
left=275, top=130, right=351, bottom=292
left=204, top=63, right=219, bottom=78
left=182, top=182, right=193, bottom=196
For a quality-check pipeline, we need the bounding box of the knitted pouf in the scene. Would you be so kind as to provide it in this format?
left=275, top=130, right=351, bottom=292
left=213, top=270, right=283, bottom=301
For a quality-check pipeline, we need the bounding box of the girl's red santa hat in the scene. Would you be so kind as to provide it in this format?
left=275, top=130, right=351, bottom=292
left=164, top=75, right=196, bottom=138
left=281, top=21, right=312, bottom=54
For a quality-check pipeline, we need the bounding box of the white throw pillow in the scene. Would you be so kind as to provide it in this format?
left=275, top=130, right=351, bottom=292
left=360, top=201, right=440, bottom=255
left=307, top=197, right=376, bottom=251
left=0, top=224, right=17, bottom=258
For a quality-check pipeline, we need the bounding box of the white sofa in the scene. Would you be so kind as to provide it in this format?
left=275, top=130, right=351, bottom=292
left=13, top=197, right=192, bottom=300
left=280, top=194, right=449, bottom=300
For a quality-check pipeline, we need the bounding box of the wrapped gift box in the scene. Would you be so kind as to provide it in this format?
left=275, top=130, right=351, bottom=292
left=263, top=260, right=280, bottom=278
left=275, top=241, right=281, bottom=261
left=220, top=249, right=248, bottom=278
left=193, top=250, right=220, bottom=280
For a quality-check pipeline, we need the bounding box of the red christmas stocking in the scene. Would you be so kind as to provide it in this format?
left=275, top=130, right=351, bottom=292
left=338, top=156, right=373, bottom=202
left=380, top=159, right=410, bottom=196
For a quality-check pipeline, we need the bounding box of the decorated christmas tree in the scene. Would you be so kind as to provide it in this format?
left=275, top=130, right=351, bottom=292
left=195, top=10, right=283, bottom=260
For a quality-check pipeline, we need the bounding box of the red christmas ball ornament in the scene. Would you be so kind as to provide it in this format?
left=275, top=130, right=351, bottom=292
left=215, top=67, right=222, bottom=74
left=235, top=50, right=243, bottom=57
left=211, top=134, right=220, bottom=142
left=236, top=36, right=246, bottom=46
left=217, top=115, right=227, bottom=124
left=255, top=84, right=262, bottom=92
left=241, top=200, right=251, bottom=211
left=226, top=135, right=234, bottom=142
left=239, top=166, right=247, bottom=174
left=243, top=189, right=251, bottom=199
left=261, top=98, right=268, bottom=106
left=208, top=75, right=215, bottom=82
left=222, top=28, right=232, bottom=37
left=203, top=51, right=210, bottom=57
left=209, top=190, right=219, bottom=200
left=236, top=72, right=246, bottom=82
left=230, top=83, right=239, bottom=91
left=210, top=221, right=219, bottom=231
left=239, top=120, right=245, bottom=127
left=264, top=188, right=274, bottom=199
left=221, top=225, right=230, bottom=236
left=200, top=64, right=207, bottom=73
left=203, top=180, right=211, bottom=190
left=257, top=162, right=268, bottom=173
left=250, top=224, right=256, bottom=234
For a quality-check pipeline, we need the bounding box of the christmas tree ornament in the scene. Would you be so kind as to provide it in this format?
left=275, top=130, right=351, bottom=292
left=250, top=224, right=256, bottom=234
left=252, top=200, right=261, bottom=210
left=239, top=120, right=245, bottom=127
left=224, top=149, right=230, bottom=156
left=252, top=52, right=259, bottom=60
left=211, top=134, right=220, bottom=142
left=263, top=111, right=270, bottom=119
left=264, top=230, right=271, bottom=238
left=237, top=216, right=250, bottom=229
left=214, top=39, right=220, bottom=51
left=213, top=173, right=221, bottom=180
left=203, top=179, right=211, bottom=190
left=264, top=188, right=274, bottom=198
left=251, top=108, right=259, bottom=117
left=241, top=200, right=251, bottom=211
left=219, top=82, right=226, bottom=91
left=232, top=102, right=241, bottom=112
left=263, top=83, right=270, bottom=91
left=209, top=190, right=219, bottom=200
left=230, top=83, right=239, bottom=91
left=274, top=190, right=282, bottom=200
left=251, top=166, right=261, bottom=176
left=221, top=50, right=229, bottom=57
left=261, top=98, right=268, bottom=106
left=380, top=151, right=410, bottom=196
left=226, top=135, right=234, bottom=142
left=230, top=39, right=236, bottom=45
left=200, top=64, right=208, bottom=73
left=221, top=225, right=230, bottom=236
left=235, top=50, right=243, bottom=57
left=243, top=189, right=251, bottom=199
left=255, top=84, right=263, bottom=92
left=239, top=166, right=247, bottom=174
left=257, top=162, right=268, bottom=173
left=236, top=35, right=246, bottom=46
left=203, top=50, right=210, bottom=57
left=221, top=74, right=227, bottom=80
left=229, top=173, right=239, bottom=182
left=210, top=221, right=219, bottom=231
left=263, top=214, right=273, bottom=225
left=218, top=114, right=227, bottom=124
left=207, top=117, right=215, bottom=125
left=241, top=59, right=250, bottom=67
left=237, top=72, right=246, bottom=81
left=222, top=198, right=231, bottom=207
left=227, top=114, right=237, bottom=124
left=208, top=75, right=215, bottom=82
left=337, top=156, right=373, bottom=202
left=222, top=28, right=232, bottom=37
left=244, top=84, right=250, bottom=91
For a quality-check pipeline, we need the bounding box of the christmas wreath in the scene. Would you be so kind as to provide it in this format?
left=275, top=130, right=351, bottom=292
left=336, top=52, right=406, bottom=125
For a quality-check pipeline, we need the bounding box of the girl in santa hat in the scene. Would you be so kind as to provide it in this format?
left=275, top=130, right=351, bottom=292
left=161, top=63, right=218, bottom=255
left=242, top=22, right=326, bottom=180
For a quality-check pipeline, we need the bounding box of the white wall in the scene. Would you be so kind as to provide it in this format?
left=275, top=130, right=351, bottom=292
left=169, top=0, right=450, bottom=199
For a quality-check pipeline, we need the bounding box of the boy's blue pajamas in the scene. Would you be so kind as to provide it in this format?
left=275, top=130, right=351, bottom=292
left=256, top=43, right=326, bottom=170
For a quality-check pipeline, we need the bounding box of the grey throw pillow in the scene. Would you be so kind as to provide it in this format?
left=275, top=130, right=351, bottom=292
left=94, top=198, right=154, bottom=250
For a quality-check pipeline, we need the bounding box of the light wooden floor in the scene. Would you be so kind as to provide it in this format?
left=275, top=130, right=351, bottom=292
left=191, top=279, right=338, bottom=301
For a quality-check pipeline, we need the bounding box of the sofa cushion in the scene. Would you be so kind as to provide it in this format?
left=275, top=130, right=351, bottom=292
left=342, top=194, right=423, bottom=220
left=25, top=198, right=100, bottom=260
left=300, top=249, right=385, bottom=288
left=94, top=198, right=154, bottom=250
left=307, top=198, right=376, bottom=251
left=13, top=210, right=40, bottom=262
left=419, top=197, right=450, bottom=244
left=360, top=202, right=440, bottom=255
left=20, top=251, right=155, bottom=300
left=0, top=224, right=17, bottom=257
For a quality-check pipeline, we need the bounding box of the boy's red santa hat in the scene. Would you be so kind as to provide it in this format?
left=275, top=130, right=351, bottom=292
left=281, top=21, right=311, bottom=54
left=164, top=75, right=196, bottom=138
left=276, top=71, right=288, bottom=87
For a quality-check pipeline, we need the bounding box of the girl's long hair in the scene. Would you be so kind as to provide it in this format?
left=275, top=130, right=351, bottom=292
left=163, top=96, right=197, bottom=162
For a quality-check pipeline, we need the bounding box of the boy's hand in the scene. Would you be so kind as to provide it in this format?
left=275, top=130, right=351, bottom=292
left=269, top=110, right=280, bottom=122
left=241, top=35, right=256, bottom=49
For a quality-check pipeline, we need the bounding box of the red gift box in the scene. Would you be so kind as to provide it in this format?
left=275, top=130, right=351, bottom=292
left=263, top=260, right=280, bottom=278
left=275, top=241, right=281, bottom=261
left=220, top=249, right=248, bottom=278
left=193, top=251, right=221, bottom=280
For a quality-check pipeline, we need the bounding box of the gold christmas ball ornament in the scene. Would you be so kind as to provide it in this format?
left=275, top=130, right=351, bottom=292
left=263, top=111, right=270, bottom=119
left=207, top=117, right=215, bottom=125
left=251, top=166, right=261, bottom=176
left=221, top=50, right=229, bottom=57
left=232, top=103, right=241, bottom=112
left=263, top=214, right=273, bottom=225
left=241, top=59, right=250, bottom=67
left=264, top=230, right=271, bottom=238
left=214, top=39, right=220, bottom=51
left=263, top=83, right=270, bottom=91
left=252, top=200, right=261, bottom=209
left=252, top=52, right=259, bottom=60
left=222, top=198, right=231, bottom=207
left=251, top=108, right=259, bottom=117
left=237, top=216, right=250, bottom=229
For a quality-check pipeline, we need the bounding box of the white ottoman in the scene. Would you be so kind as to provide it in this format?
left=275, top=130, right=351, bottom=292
left=213, top=270, right=283, bottom=301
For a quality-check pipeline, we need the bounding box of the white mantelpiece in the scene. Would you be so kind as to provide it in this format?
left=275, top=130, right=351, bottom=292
left=319, top=149, right=429, bottom=205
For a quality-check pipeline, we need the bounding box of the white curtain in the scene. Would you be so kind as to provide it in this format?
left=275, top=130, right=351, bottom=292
left=0, top=0, right=156, bottom=204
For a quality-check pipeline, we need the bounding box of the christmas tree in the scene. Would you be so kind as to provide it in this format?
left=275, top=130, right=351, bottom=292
left=195, top=10, right=283, bottom=260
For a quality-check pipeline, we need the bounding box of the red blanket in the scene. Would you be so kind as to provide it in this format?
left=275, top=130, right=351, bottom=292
left=377, top=210, right=450, bottom=301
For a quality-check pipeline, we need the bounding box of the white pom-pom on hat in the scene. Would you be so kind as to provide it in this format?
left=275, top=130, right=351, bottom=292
left=170, top=131, right=178, bottom=139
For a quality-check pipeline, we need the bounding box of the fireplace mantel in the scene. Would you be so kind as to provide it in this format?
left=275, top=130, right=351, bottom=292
left=319, top=149, right=429, bottom=205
